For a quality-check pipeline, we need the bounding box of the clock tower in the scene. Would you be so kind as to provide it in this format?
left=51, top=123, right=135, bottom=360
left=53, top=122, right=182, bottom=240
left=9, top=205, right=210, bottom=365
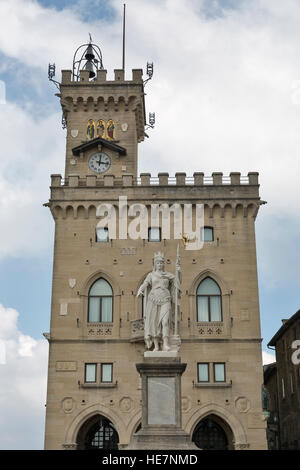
left=44, top=39, right=267, bottom=451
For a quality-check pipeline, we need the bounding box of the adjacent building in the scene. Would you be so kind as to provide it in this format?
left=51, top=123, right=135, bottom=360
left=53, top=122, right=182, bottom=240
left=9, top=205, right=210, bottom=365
left=265, top=310, right=300, bottom=449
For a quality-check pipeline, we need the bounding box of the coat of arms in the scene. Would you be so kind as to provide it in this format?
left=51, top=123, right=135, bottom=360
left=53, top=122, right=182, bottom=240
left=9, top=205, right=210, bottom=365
left=71, top=129, right=79, bottom=138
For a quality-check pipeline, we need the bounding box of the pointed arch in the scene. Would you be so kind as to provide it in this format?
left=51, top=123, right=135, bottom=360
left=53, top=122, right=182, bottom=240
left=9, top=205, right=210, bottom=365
left=82, top=269, right=121, bottom=298
left=64, top=403, right=127, bottom=448
left=184, top=403, right=247, bottom=448
left=196, top=277, right=222, bottom=322
left=127, top=410, right=142, bottom=442
left=189, top=269, right=230, bottom=297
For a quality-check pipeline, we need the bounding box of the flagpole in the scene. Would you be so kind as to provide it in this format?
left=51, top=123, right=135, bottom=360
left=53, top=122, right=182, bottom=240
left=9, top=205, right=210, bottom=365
left=122, top=4, right=126, bottom=71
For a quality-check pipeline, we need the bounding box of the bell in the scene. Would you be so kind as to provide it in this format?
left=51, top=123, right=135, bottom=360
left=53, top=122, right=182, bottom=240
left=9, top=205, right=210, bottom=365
left=85, top=44, right=95, bottom=61
left=84, top=60, right=96, bottom=79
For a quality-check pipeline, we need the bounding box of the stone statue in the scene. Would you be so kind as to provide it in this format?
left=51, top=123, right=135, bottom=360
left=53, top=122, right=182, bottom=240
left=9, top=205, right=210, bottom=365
left=137, top=250, right=181, bottom=352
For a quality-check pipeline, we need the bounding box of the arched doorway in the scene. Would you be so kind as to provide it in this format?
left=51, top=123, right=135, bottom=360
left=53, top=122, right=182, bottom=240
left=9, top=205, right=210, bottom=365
left=76, top=414, right=119, bottom=450
left=192, top=415, right=233, bottom=450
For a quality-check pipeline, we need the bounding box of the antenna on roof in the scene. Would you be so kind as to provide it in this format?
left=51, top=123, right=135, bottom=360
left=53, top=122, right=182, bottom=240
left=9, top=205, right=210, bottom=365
left=122, top=4, right=126, bottom=70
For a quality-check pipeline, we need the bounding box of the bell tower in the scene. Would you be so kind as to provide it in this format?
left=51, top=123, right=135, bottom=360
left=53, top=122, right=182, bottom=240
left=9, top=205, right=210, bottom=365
left=58, top=39, right=146, bottom=180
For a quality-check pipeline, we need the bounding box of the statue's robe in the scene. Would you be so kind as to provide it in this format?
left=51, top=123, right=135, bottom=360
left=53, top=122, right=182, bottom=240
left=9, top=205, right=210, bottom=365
left=141, top=270, right=180, bottom=347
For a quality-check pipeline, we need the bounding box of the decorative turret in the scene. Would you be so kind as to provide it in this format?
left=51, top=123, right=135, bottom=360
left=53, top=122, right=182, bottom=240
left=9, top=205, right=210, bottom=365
left=49, top=38, right=147, bottom=179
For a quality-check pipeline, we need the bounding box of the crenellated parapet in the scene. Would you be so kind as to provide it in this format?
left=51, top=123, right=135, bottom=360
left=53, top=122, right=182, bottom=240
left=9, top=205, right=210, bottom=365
left=61, top=68, right=143, bottom=85
left=48, top=172, right=263, bottom=221
left=51, top=171, right=259, bottom=188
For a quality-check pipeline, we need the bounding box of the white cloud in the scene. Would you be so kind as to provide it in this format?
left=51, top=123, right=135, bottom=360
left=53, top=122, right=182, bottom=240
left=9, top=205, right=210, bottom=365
left=0, top=0, right=299, bottom=274
left=0, top=101, right=63, bottom=260
left=262, top=350, right=276, bottom=365
left=0, top=304, right=48, bottom=449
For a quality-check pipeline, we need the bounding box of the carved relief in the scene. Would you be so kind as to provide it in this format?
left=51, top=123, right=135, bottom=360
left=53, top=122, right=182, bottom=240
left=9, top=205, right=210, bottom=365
left=121, top=247, right=137, bottom=255
left=197, top=323, right=223, bottom=336
left=235, top=443, right=250, bottom=450
left=69, top=279, right=76, bottom=289
left=131, top=319, right=144, bottom=339
left=70, top=129, right=78, bottom=138
left=87, top=324, right=113, bottom=336
left=119, top=397, right=133, bottom=413
left=62, top=443, right=77, bottom=450
left=181, top=396, right=191, bottom=413
left=62, top=397, right=75, bottom=414
left=235, top=396, right=250, bottom=413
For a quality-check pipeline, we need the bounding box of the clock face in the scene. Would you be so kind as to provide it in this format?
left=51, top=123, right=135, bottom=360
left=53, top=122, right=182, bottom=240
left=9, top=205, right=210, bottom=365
left=88, top=152, right=111, bottom=174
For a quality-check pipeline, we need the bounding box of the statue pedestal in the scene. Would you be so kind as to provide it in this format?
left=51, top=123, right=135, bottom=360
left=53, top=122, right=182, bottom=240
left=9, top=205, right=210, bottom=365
left=126, top=356, right=197, bottom=450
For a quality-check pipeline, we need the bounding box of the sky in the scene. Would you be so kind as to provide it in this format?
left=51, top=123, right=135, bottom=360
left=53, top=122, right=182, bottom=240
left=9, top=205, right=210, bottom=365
left=0, top=0, right=299, bottom=449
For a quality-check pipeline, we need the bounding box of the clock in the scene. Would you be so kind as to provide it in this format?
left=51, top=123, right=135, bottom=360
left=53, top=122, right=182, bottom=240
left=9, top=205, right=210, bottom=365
left=88, top=152, right=111, bottom=174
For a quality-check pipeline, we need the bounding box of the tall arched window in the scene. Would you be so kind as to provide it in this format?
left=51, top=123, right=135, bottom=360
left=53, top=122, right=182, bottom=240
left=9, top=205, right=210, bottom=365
left=88, top=278, right=113, bottom=323
left=197, top=277, right=222, bottom=322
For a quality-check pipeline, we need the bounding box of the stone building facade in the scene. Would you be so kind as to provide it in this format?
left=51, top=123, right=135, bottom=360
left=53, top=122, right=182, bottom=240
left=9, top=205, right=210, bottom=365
left=266, top=310, right=300, bottom=449
left=44, top=50, right=267, bottom=450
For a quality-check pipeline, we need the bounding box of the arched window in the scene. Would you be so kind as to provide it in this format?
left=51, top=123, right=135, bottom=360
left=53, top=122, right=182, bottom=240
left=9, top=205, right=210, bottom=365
left=88, top=278, right=113, bottom=323
left=196, top=277, right=222, bottom=322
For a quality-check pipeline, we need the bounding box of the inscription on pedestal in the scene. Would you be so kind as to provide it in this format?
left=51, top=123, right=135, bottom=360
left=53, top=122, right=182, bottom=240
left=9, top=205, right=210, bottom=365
left=147, top=377, right=176, bottom=425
